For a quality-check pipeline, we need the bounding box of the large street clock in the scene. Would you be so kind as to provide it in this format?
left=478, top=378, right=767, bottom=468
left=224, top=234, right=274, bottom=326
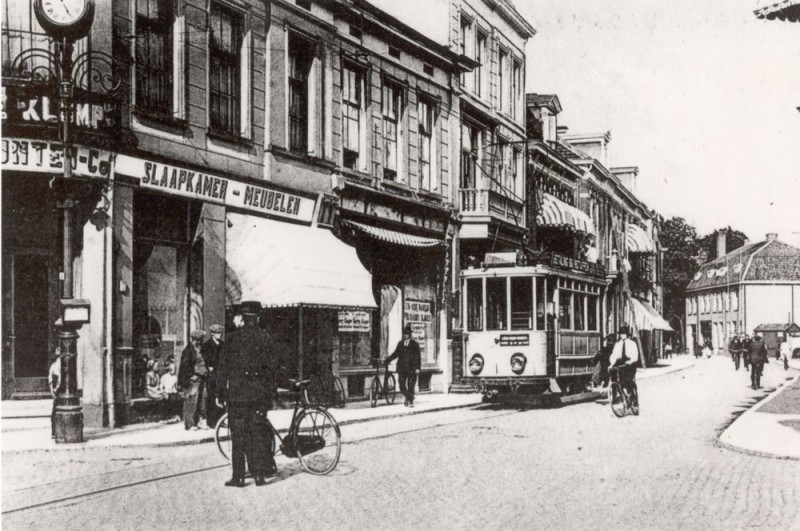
left=34, top=0, right=95, bottom=39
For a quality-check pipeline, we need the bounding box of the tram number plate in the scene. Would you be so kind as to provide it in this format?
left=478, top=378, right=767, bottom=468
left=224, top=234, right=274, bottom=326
left=498, top=334, right=530, bottom=346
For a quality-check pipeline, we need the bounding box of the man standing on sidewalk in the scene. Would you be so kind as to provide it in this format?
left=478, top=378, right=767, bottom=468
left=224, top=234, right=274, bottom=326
left=202, top=324, right=225, bottom=427
left=747, top=333, right=769, bottom=389
left=179, top=330, right=210, bottom=430
left=216, top=301, right=277, bottom=487
left=384, top=324, right=421, bottom=407
left=728, top=335, right=742, bottom=371
left=741, top=333, right=752, bottom=372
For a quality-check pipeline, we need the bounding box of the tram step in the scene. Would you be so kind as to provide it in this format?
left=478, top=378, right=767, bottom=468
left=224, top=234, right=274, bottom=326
left=448, top=384, right=477, bottom=394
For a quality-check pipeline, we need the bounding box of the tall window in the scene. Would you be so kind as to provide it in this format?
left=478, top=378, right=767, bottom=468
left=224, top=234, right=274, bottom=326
left=461, top=124, right=479, bottom=189
left=498, top=48, right=507, bottom=112
left=136, top=0, right=173, bottom=116
left=511, top=147, right=520, bottom=197
left=559, top=290, right=572, bottom=329
left=342, top=64, right=363, bottom=170
left=511, top=60, right=521, bottom=119
left=382, top=82, right=402, bottom=180
left=288, top=33, right=314, bottom=152
left=475, top=31, right=486, bottom=97
left=466, top=278, right=483, bottom=331
left=418, top=98, right=433, bottom=190
left=459, top=16, right=473, bottom=90
left=209, top=4, right=242, bottom=135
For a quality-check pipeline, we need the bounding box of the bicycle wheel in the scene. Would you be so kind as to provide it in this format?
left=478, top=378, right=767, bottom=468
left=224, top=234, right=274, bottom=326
left=609, top=383, right=626, bottom=418
left=215, top=413, right=231, bottom=460
left=369, top=377, right=380, bottom=408
left=385, top=373, right=397, bottom=405
left=293, top=407, right=342, bottom=475
left=628, top=384, right=639, bottom=416
left=332, top=377, right=346, bottom=409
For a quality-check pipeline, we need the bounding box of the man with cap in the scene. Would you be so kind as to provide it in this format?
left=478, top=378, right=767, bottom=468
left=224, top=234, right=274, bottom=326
left=202, top=323, right=225, bottom=427
left=384, top=324, right=421, bottom=407
left=747, top=333, right=769, bottom=390
left=728, top=334, right=743, bottom=371
left=178, top=329, right=210, bottom=430
left=216, top=301, right=278, bottom=487
left=608, top=325, right=640, bottom=395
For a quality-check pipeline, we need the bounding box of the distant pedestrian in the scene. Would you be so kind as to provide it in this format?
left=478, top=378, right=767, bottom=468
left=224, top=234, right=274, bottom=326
left=728, top=336, right=742, bottom=370
left=702, top=342, right=712, bottom=359
left=591, top=333, right=615, bottom=388
left=664, top=343, right=673, bottom=360
left=179, top=330, right=210, bottom=430
left=741, top=334, right=752, bottom=372
left=747, top=334, right=769, bottom=389
left=202, top=323, right=225, bottom=427
left=217, top=301, right=278, bottom=487
left=384, top=324, right=421, bottom=407
left=48, top=347, right=62, bottom=439
left=779, top=340, right=791, bottom=371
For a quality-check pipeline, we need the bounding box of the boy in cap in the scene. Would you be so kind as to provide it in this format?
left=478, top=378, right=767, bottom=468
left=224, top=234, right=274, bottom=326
left=179, top=329, right=209, bottom=430
left=384, top=323, right=421, bottom=407
left=202, top=323, right=225, bottom=426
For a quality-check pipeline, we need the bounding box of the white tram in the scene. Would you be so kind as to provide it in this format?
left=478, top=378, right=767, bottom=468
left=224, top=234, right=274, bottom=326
left=461, top=253, right=606, bottom=400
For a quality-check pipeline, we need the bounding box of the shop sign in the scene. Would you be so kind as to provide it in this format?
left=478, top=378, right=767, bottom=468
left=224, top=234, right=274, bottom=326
left=1, top=137, right=113, bottom=179
left=2, top=86, right=119, bottom=131
left=338, top=310, right=371, bottom=332
left=116, top=154, right=315, bottom=223
left=404, top=300, right=433, bottom=354
left=498, top=334, right=530, bottom=347
left=539, top=252, right=606, bottom=278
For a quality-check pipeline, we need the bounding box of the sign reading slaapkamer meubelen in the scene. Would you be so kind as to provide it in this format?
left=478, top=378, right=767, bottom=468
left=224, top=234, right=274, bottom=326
left=116, top=154, right=315, bottom=223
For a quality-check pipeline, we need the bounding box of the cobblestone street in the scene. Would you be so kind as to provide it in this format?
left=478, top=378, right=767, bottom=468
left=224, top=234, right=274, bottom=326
left=4, top=357, right=799, bottom=530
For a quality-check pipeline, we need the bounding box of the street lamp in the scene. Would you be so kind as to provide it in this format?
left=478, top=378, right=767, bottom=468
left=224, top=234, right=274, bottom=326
left=34, top=0, right=97, bottom=443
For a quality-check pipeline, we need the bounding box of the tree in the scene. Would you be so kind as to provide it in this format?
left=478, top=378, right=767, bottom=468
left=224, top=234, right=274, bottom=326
left=660, top=217, right=703, bottom=328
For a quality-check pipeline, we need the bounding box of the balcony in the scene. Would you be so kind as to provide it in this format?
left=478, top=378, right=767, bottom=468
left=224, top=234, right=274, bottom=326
left=459, top=188, right=524, bottom=227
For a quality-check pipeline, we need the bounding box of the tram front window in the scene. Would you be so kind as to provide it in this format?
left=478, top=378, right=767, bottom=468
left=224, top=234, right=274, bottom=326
left=486, top=277, right=507, bottom=331
left=559, top=291, right=572, bottom=329
left=574, top=294, right=586, bottom=331
left=587, top=295, right=598, bottom=331
left=466, top=278, right=483, bottom=331
left=511, top=277, right=533, bottom=330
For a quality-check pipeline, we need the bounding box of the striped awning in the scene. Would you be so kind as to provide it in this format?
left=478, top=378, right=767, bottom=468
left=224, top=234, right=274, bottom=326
left=630, top=298, right=673, bottom=332
left=343, top=220, right=442, bottom=248
left=626, top=224, right=655, bottom=253
left=536, top=193, right=596, bottom=235
left=754, top=0, right=800, bottom=21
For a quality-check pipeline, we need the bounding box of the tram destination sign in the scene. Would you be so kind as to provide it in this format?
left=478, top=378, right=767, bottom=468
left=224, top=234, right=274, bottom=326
left=498, top=334, right=530, bottom=346
left=538, top=252, right=606, bottom=278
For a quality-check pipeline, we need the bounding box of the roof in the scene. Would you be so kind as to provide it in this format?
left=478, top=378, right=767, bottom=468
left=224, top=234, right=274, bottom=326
left=753, top=323, right=800, bottom=333
left=526, top=94, right=562, bottom=114
left=687, top=239, right=800, bottom=292
left=754, top=0, right=800, bottom=22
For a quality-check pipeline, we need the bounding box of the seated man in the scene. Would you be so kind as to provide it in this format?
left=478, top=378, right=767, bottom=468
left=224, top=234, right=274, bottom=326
left=608, top=325, right=640, bottom=393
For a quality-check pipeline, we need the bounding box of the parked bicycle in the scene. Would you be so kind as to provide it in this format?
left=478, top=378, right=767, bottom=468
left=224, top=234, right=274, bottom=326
left=305, top=373, right=346, bottom=409
left=369, top=361, right=397, bottom=407
left=608, top=366, right=639, bottom=418
left=215, top=378, right=342, bottom=475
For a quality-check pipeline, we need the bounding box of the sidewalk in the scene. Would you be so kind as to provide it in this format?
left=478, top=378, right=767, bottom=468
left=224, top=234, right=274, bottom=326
left=718, top=356, right=800, bottom=460
left=1, top=355, right=696, bottom=454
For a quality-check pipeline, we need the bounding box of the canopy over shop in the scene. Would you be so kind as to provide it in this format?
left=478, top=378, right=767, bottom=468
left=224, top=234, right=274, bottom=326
left=225, top=213, right=377, bottom=382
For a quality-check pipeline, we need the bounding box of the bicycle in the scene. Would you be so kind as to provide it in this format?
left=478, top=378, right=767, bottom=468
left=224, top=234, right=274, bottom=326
left=305, top=373, right=346, bottom=409
left=369, top=362, right=397, bottom=408
left=215, top=378, right=342, bottom=475
left=608, top=366, right=639, bottom=418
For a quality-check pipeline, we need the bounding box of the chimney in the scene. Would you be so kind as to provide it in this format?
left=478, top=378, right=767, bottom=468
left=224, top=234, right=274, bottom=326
left=766, top=233, right=778, bottom=242
left=716, top=229, right=727, bottom=258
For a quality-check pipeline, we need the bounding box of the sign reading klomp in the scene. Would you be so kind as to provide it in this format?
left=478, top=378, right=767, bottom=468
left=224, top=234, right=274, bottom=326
left=116, top=154, right=315, bottom=223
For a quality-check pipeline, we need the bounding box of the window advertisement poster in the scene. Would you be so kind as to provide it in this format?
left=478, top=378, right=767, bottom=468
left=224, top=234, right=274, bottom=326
left=404, top=299, right=433, bottom=361
left=338, top=310, right=371, bottom=333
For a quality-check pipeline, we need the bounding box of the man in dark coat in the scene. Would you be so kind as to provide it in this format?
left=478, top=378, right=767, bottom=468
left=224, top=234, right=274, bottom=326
left=384, top=324, right=421, bottom=407
left=729, top=335, right=743, bottom=371
left=741, top=334, right=752, bottom=371
left=202, top=323, right=225, bottom=427
left=216, top=302, right=277, bottom=487
left=747, top=334, right=769, bottom=389
left=178, top=330, right=209, bottom=430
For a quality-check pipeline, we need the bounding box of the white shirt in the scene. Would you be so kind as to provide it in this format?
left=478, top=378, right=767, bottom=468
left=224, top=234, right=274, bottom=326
left=608, top=338, right=640, bottom=367
left=160, top=372, right=178, bottom=394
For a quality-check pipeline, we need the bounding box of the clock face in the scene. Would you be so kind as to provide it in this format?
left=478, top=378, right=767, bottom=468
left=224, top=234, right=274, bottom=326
left=39, top=0, right=89, bottom=27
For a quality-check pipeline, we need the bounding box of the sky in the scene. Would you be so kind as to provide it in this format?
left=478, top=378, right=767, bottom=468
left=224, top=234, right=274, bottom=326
left=516, top=0, right=800, bottom=246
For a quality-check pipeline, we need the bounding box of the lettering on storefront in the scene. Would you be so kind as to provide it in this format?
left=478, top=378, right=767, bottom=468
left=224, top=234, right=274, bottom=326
left=1, top=138, right=112, bottom=178
left=2, top=87, right=118, bottom=130
left=498, top=334, right=530, bottom=347
left=338, top=310, right=371, bottom=333
left=404, top=300, right=433, bottom=355
left=116, top=155, right=315, bottom=223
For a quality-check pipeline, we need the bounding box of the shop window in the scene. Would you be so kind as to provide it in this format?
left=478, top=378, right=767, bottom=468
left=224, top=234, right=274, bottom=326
left=466, top=278, right=483, bottom=331
left=559, top=290, right=572, bottom=330
left=418, top=373, right=432, bottom=392
left=486, top=277, right=507, bottom=331
left=288, top=32, right=315, bottom=153
left=511, top=277, right=532, bottom=330
left=342, top=63, right=364, bottom=170
left=135, top=0, right=174, bottom=117
left=382, top=81, right=403, bottom=181
left=209, top=3, right=245, bottom=137
left=587, top=295, right=598, bottom=331
left=574, top=294, right=586, bottom=331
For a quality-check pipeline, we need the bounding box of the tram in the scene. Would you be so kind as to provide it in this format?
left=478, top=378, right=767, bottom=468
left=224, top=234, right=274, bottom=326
left=461, top=252, right=607, bottom=402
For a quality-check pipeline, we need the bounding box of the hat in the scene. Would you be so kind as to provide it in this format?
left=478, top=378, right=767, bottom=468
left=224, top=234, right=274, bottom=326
left=403, top=323, right=413, bottom=334
left=618, top=325, right=631, bottom=336
left=146, top=359, right=156, bottom=370
left=190, top=330, right=206, bottom=341
left=209, top=323, right=224, bottom=334
left=240, top=301, right=262, bottom=315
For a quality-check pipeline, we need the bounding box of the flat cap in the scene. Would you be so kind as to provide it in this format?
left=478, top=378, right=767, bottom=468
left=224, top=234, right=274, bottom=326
left=190, top=329, right=206, bottom=341
left=209, top=323, right=224, bottom=334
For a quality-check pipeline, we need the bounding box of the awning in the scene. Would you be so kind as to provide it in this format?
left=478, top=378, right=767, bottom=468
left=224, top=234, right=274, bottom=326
left=754, top=0, right=800, bottom=22
left=630, top=298, right=673, bottom=332
left=225, top=213, right=377, bottom=309
left=536, top=193, right=596, bottom=235
left=343, top=219, right=442, bottom=248
left=626, top=224, right=655, bottom=253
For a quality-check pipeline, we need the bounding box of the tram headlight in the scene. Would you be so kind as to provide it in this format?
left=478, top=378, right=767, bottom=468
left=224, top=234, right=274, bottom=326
left=510, top=353, right=527, bottom=375
left=468, top=353, right=485, bottom=376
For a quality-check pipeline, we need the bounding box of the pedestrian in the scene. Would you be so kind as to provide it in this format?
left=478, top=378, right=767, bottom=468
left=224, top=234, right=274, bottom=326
left=747, top=333, right=769, bottom=389
left=384, top=324, right=421, bottom=407
left=608, top=325, right=640, bottom=395
left=702, top=342, right=712, bottom=359
left=160, top=360, right=179, bottom=397
left=145, top=359, right=166, bottom=400
left=779, top=340, right=791, bottom=371
left=664, top=343, right=673, bottom=360
left=216, top=301, right=278, bottom=487
left=591, top=333, right=615, bottom=388
left=48, top=347, right=62, bottom=439
left=728, top=335, right=742, bottom=371
left=179, top=330, right=210, bottom=430
left=202, top=323, right=225, bottom=427
left=741, top=334, right=752, bottom=372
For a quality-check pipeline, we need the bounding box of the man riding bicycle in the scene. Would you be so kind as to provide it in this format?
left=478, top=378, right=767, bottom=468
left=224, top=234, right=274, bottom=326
left=608, top=325, right=640, bottom=393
